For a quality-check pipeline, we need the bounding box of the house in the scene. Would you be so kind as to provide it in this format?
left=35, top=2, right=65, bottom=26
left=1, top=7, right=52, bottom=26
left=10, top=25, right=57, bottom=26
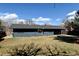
left=10, top=24, right=65, bottom=37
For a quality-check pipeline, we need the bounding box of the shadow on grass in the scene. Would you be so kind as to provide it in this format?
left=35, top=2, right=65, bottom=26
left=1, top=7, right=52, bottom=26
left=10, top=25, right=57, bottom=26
left=54, top=35, right=78, bottom=43
left=0, top=38, right=4, bottom=42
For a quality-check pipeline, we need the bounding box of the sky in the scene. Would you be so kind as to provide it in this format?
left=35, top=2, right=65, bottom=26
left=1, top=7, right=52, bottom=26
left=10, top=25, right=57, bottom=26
left=0, top=3, right=79, bottom=25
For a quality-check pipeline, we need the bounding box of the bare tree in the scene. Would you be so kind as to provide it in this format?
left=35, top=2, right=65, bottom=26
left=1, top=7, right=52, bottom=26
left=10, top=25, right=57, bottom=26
left=63, top=10, right=79, bottom=35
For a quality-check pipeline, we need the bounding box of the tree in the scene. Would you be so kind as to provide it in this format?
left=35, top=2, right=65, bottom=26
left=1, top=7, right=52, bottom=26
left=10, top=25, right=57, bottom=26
left=63, top=10, right=79, bottom=35
left=0, top=20, right=2, bottom=27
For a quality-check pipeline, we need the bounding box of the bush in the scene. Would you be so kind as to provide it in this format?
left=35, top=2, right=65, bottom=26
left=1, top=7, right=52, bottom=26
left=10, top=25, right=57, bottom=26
left=7, top=43, right=79, bottom=56
left=8, top=43, right=42, bottom=56
left=46, top=45, right=78, bottom=56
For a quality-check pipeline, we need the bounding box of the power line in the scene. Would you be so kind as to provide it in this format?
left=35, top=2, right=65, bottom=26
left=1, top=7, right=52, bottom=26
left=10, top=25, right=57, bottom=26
left=53, top=0, right=56, bottom=8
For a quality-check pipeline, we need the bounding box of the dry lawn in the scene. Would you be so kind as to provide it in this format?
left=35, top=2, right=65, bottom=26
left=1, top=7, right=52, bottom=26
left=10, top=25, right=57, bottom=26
left=0, top=35, right=79, bottom=56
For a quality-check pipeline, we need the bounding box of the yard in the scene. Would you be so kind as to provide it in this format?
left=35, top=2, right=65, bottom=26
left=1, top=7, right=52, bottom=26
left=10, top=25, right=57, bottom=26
left=0, top=35, right=79, bottom=56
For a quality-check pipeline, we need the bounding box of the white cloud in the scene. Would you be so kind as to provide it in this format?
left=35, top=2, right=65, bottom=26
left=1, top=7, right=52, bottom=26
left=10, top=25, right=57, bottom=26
left=32, top=17, right=50, bottom=22
left=64, top=10, right=77, bottom=23
left=67, top=10, right=77, bottom=16
left=0, top=13, right=53, bottom=26
left=55, top=18, right=61, bottom=21
left=67, top=16, right=75, bottom=20
left=0, top=13, right=18, bottom=26
left=4, top=14, right=18, bottom=20
left=32, top=17, right=52, bottom=25
left=0, top=13, right=18, bottom=21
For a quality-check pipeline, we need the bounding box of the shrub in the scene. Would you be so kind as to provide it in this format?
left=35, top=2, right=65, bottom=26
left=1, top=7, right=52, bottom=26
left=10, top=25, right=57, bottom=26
left=8, top=43, right=42, bottom=56
left=46, top=45, right=79, bottom=56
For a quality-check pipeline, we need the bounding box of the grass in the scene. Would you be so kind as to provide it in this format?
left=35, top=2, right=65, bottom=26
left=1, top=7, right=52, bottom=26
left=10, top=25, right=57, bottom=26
left=0, top=35, right=79, bottom=56
left=7, top=43, right=42, bottom=56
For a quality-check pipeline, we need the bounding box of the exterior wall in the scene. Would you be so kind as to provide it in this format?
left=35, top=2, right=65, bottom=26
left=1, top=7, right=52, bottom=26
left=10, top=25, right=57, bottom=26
left=12, top=28, right=65, bottom=37
left=13, top=32, right=54, bottom=37
left=5, top=28, right=66, bottom=37
left=10, top=24, right=66, bottom=36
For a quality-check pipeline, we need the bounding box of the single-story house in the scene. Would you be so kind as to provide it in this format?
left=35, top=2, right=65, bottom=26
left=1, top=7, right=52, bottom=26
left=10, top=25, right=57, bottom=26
left=9, top=24, right=65, bottom=37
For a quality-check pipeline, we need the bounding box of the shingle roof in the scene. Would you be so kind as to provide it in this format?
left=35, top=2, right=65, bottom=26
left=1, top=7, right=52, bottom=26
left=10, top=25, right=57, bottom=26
left=11, top=24, right=65, bottom=29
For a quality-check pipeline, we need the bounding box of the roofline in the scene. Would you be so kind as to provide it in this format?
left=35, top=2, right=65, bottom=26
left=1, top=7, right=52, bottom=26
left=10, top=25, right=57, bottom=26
left=11, top=24, right=65, bottom=30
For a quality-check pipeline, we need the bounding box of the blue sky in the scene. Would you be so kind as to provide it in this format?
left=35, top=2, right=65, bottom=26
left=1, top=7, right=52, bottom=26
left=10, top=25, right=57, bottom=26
left=0, top=3, right=79, bottom=25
